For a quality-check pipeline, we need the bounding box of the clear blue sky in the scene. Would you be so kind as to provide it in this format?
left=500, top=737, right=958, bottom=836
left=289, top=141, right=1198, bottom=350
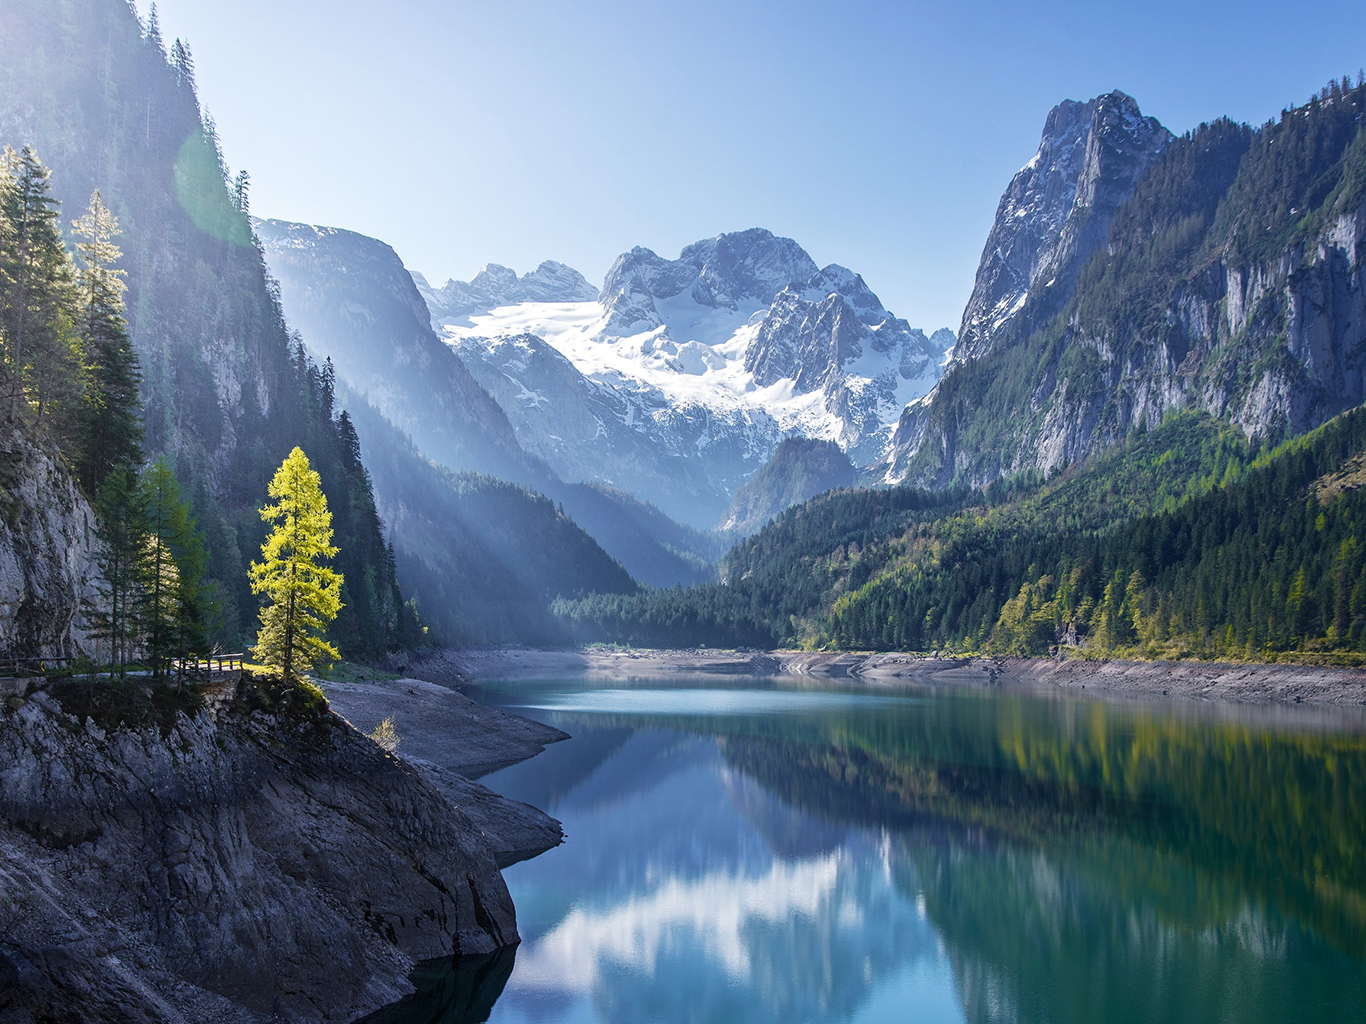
left=143, top=0, right=1366, bottom=332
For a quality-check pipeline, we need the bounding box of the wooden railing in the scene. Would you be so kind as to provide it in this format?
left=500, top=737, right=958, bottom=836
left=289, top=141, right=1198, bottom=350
left=171, top=654, right=245, bottom=675
left=0, top=656, right=74, bottom=679
left=0, top=655, right=244, bottom=679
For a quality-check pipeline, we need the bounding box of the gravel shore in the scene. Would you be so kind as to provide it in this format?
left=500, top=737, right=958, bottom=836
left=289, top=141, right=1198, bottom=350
left=417, top=646, right=1366, bottom=707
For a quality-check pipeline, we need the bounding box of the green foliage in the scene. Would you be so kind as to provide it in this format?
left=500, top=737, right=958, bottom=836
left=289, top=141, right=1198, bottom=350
left=89, top=465, right=146, bottom=673
left=723, top=436, right=857, bottom=535
left=139, top=458, right=208, bottom=670
left=0, top=145, right=79, bottom=429
left=0, top=1, right=411, bottom=658
left=897, top=78, right=1366, bottom=491
left=558, top=408, right=1366, bottom=663
left=71, top=189, right=142, bottom=492
left=250, top=447, right=343, bottom=682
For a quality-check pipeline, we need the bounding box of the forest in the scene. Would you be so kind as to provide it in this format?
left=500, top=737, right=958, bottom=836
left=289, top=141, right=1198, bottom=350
left=557, top=407, right=1366, bottom=663
left=0, top=142, right=411, bottom=666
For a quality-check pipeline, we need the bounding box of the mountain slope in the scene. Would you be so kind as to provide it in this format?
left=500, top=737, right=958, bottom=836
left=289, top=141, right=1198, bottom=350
left=340, top=389, right=637, bottom=645
left=557, top=406, right=1366, bottom=662
left=721, top=437, right=856, bottom=536
left=415, top=261, right=597, bottom=320
left=886, top=82, right=1366, bottom=488
left=254, top=219, right=545, bottom=485
left=256, top=221, right=721, bottom=585
left=0, top=0, right=405, bottom=655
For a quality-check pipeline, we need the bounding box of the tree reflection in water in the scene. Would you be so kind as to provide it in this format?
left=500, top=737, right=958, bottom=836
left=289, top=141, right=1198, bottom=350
left=371, top=679, right=1366, bottom=1024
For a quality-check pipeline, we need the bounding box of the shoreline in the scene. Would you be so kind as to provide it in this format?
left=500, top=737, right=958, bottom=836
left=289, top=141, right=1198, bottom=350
left=406, top=647, right=1366, bottom=707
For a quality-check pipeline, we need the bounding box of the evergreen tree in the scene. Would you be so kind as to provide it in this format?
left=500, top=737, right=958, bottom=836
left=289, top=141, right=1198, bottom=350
left=140, top=459, right=209, bottom=672
left=0, top=146, right=79, bottom=424
left=72, top=190, right=142, bottom=492
left=90, top=465, right=148, bottom=676
left=250, top=447, right=344, bottom=681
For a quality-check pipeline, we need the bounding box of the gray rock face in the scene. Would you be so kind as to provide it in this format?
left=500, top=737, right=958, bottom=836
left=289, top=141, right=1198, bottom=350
left=0, top=678, right=531, bottom=1022
left=883, top=89, right=1366, bottom=489
left=954, top=92, right=1171, bottom=361
left=415, top=260, right=598, bottom=321
left=0, top=423, right=101, bottom=658
left=598, top=228, right=820, bottom=333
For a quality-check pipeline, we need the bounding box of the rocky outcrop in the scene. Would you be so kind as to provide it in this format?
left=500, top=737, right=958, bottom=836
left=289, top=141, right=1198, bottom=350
left=0, top=675, right=534, bottom=1022
left=884, top=83, right=1366, bottom=487
left=598, top=229, right=819, bottom=332
left=0, top=421, right=101, bottom=659
left=414, top=261, right=598, bottom=322
left=954, top=91, right=1171, bottom=361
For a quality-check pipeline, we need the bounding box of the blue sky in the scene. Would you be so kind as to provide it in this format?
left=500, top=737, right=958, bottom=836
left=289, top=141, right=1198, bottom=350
left=144, top=0, right=1366, bottom=331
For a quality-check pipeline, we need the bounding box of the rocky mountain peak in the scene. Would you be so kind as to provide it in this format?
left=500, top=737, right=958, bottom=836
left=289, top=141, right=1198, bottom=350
left=416, top=259, right=597, bottom=321
left=598, top=228, right=820, bottom=335
left=954, top=90, right=1171, bottom=361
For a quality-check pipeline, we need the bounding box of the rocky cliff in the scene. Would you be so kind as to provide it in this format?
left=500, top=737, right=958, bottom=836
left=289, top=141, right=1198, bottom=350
left=253, top=220, right=543, bottom=487
left=0, top=421, right=101, bottom=659
left=954, top=92, right=1172, bottom=361
left=0, top=674, right=535, bottom=1023
left=885, top=82, right=1366, bottom=487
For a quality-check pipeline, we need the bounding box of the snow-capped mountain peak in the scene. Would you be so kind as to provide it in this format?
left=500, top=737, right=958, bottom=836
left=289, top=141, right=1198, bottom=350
left=423, top=231, right=953, bottom=525
left=416, top=259, right=598, bottom=322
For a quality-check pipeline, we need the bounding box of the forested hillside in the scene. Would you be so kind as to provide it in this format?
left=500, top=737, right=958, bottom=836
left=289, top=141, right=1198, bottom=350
left=341, top=389, right=637, bottom=645
left=559, top=407, right=1366, bottom=663
left=0, top=0, right=411, bottom=656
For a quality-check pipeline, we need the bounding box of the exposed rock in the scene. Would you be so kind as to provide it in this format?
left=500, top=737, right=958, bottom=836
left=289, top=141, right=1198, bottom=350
left=0, top=420, right=102, bottom=659
left=415, top=261, right=598, bottom=322
left=0, top=676, right=532, bottom=1022
left=954, top=91, right=1172, bottom=362
left=884, top=86, right=1366, bottom=487
left=253, top=219, right=542, bottom=487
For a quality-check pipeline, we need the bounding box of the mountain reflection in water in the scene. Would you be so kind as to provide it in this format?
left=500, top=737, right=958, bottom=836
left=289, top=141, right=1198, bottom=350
left=371, top=677, right=1366, bottom=1024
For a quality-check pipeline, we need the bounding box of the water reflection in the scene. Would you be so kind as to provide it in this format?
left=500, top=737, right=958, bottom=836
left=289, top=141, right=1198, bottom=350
left=375, top=677, right=1366, bottom=1023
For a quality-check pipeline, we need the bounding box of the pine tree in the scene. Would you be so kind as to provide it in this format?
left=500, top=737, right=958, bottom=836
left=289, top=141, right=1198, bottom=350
left=0, top=146, right=79, bottom=424
left=250, top=447, right=344, bottom=681
left=90, top=465, right=148, bottom=676
left=141, top=459, right=208, bottom=672
left=72, top=190, right=142, bottom=493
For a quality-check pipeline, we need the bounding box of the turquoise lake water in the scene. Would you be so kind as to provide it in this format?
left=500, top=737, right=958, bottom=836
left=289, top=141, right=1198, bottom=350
left=363, top=675, right=1366, bottom=1024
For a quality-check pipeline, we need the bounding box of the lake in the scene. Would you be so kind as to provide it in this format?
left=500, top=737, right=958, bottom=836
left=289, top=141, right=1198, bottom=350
left=364, top=674, right=1366, bottom=1024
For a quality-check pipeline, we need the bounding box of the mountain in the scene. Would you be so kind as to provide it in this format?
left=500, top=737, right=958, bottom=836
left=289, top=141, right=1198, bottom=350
left=414, top=261, right=597, bottom=320
left=253, top=220, right=545, bottom=486
left=255, top=221, right=722, bottom=585
left=954, top=91, right=1172, bottom=362
left=884, top=83, right=1366, bottom=487
left=720, top=437, right=856, bottom=536
left=439, top=229, right=952, bottom=526
left=340, top=390, right=637, bottom=645
left=0, top=0, right=406, bottom=656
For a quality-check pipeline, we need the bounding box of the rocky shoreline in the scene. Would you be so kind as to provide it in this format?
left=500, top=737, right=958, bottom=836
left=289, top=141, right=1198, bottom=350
left=427, top=646, right=1366, bottom=707
left=0, top=670, right=566, bottom=1023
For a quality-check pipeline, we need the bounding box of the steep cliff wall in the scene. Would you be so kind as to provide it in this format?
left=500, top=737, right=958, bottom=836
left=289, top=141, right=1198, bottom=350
left=0, top=676, right=523, bottom=1022
left=0, top=421, right=101, bottom=659
left=886, top=82, right=1366, bottom=487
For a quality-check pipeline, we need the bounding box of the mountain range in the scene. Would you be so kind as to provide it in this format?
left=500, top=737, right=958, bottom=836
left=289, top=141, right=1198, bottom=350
left=262, top=223, right=954, bottom=529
